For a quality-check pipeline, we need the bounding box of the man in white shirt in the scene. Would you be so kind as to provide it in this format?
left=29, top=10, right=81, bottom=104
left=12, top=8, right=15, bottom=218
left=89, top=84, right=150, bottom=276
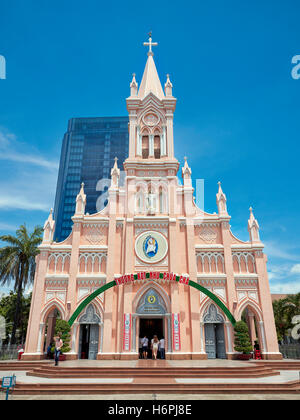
left=159, top=337, right=165, bottom=359
left=141, top=336, right=149, bottom=359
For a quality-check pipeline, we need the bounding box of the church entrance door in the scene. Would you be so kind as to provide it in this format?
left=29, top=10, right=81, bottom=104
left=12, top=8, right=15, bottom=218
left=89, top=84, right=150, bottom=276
left=204, top=323, right=226, bottom=359
left=78, top=304, right=101, bottom=360
left=139, top=318, right=164, bottom=359
left=79, top=324, right=99, bottom=360
left=203, top=303, right=226, bottom=359
left=140, top=318, right=163, bottom=339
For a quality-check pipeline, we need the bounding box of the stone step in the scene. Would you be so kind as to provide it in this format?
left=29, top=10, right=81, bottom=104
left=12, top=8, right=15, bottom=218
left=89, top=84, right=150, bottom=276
left=26, top=366, right=278, bottom=379
left=254, top=361, right=300, bottom=370
left=13, top=381, right=300, bottom=395
left=0, top=362, right=51, bottom=371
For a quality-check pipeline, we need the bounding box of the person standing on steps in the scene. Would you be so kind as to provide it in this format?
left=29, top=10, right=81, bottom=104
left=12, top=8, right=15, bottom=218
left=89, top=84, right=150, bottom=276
left=141, top=335, right=149, bottom=359
left=151, top=335, right=159, bottom=360
left=54, top=333, right=63, bottom=366
left=159, top=336, right=165, bottom=359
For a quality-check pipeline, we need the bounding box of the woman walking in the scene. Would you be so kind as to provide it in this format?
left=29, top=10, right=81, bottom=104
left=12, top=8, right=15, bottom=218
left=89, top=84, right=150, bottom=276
left=151, top=335, right=159, bottom=360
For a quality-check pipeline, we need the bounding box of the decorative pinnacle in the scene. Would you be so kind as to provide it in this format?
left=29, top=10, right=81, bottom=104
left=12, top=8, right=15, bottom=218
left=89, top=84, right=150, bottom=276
left=165, top=74, right=172, bottom=85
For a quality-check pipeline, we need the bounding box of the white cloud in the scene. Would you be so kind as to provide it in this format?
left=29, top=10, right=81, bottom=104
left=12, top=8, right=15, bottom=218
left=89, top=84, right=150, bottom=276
left=0, top=128, right=59, bottom=212
left=0, top=196, right=49, bottom=211
left=264, top=241, right=300, bottom=262
left=1, top=151, right=58, bottom=170
left=0, top=129, right=58, bottom=170
left=291, top=264, right=300, bottom=274
left=267, top=260, right=300, bottom=294
left=269, top=279, right=300, bottom=294
left=0, top=222, right=17, bottom=231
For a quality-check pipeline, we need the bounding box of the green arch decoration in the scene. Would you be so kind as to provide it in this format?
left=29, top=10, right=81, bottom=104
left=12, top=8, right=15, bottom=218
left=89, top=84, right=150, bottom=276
left=68, top=273, right=236, bottom=327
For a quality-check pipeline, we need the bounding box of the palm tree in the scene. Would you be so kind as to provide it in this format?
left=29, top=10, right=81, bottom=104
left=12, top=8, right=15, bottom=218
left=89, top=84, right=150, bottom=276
left=0, top=224, right=43, bottom=344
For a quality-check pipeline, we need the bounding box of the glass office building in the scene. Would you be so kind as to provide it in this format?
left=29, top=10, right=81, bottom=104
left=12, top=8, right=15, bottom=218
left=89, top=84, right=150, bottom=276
left=53, top=116, right=129, bottom=242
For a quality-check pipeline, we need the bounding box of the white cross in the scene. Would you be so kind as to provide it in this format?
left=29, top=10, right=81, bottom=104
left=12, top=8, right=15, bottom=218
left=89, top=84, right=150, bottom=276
left=143, top=32, right=158, bottom=56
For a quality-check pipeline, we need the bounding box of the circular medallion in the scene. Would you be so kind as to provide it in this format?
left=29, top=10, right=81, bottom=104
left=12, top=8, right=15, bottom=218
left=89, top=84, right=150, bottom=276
left=143, top=113, right=160, bottom=127
left=147, top=295, right=156, bottom=304
left=135, top=231, right=168, bottom=264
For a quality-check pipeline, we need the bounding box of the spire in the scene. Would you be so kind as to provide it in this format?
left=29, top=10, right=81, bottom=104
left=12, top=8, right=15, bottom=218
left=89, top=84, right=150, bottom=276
left=75, top=182, right=86, bottom=215
left=248, top=206, right=260, bottom=242
left=43, top=208, right=55, bottom=243
left=216, top=181, right=228, bottom=216
left=138, top=33, right=165, bottom=100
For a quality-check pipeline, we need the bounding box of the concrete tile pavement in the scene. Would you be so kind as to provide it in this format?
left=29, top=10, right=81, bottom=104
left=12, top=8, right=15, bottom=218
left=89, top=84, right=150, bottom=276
left=1, top=393, right=300, bottom=400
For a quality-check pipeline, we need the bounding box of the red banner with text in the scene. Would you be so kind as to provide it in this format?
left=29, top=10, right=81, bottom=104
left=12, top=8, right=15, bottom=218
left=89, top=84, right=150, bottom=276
left=123, top=313, right=131, bottom=352
left=172, top=313, right=181, bottom=351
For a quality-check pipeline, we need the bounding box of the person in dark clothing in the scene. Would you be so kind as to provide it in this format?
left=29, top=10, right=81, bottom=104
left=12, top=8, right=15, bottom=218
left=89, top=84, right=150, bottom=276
left=254, top=340, right=260, bottom=350
left=47, top=342, right=53, bottom=359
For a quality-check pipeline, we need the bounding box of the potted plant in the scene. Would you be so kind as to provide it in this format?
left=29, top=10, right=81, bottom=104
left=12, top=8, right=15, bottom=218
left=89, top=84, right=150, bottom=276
left=234, top=321, right=253, bottom=360
left=51, top=319, right=71, bottom=361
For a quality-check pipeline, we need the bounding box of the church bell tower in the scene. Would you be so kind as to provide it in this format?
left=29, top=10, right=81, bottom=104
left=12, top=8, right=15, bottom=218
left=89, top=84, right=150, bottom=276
left=125, top=33, right=178, bottom=164
left=124, top=33, right=180, bottom=216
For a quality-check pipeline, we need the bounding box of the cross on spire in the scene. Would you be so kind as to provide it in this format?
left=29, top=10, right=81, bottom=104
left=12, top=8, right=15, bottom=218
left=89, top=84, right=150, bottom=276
left=143, top=31, right=158, bottom=56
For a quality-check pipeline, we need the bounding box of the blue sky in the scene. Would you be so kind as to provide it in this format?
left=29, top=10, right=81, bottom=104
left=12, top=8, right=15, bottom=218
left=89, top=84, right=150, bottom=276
left=0, top=0, right=299, bottom=295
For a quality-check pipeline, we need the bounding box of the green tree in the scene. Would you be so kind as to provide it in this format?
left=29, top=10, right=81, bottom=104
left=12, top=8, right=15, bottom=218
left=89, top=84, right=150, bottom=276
left=0, top=291, right=32, bottom=343
left=234, top=321, right=253, bottom=354
left=272, top=293, right=300, bottom=341
left=273, top=298, right=290, bottom=341
left=0, top=224, right=42, bottom=344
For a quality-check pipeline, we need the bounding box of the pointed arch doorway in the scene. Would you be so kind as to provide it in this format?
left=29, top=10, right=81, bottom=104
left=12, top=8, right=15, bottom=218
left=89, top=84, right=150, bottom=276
left=203, top=304, right=226, bottom=359
left=78, top=304, right=102, bottom=360
left=133, top=287, right=172, bottom=358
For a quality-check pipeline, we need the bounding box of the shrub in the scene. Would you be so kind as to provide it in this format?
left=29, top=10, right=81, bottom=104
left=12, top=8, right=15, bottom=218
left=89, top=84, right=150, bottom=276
left=234, top=321, right=253, bottom=354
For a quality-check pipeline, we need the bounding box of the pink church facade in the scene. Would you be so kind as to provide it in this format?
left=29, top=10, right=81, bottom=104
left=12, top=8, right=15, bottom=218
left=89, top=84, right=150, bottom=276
left=23, top=36, right=282, bottom=361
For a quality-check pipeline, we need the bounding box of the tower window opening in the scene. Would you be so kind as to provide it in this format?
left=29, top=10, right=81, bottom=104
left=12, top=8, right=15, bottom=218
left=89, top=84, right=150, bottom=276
left=142, top=136, right=149, bottom=159
left=154, top=135, right=161, bottom=159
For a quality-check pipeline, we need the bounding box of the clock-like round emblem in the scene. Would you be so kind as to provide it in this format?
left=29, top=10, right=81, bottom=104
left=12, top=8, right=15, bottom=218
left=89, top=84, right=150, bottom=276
left=143, top=113, right=160, bottom=127
left=135, top=231, right=168, bottom=264
left=147, top=295, right=156, bottom=304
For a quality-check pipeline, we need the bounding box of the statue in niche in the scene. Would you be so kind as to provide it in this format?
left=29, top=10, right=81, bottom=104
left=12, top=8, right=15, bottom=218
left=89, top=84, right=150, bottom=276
left=146, top=192, right=156, bottom=215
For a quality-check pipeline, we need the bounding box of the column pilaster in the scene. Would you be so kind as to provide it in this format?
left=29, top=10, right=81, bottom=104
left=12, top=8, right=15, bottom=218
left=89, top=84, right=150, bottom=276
left=255, top=251, right=282, bottom=359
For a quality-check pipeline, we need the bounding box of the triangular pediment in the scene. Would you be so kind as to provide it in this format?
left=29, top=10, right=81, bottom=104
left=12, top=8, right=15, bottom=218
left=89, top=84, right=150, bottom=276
left=140, top=92, right=164, bottom=108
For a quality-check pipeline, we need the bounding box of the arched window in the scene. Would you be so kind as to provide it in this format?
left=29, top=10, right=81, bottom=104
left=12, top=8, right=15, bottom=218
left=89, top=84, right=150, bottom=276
left=136, top=187, right=145, bottom=213
left=154, top=135, right=161, bottom=159
left=142, top=136, right=149, bottom=159
left=159, top=188, right=163, bottom=213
